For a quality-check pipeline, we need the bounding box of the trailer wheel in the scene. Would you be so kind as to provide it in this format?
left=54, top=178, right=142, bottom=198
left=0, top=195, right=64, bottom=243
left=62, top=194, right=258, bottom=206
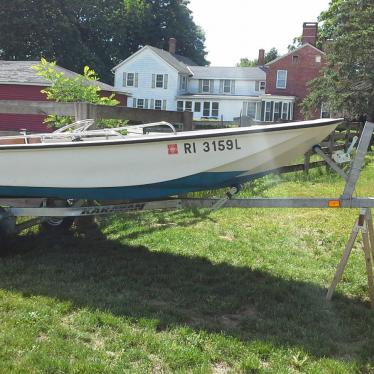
left=40, top=199, right=75, bottom=232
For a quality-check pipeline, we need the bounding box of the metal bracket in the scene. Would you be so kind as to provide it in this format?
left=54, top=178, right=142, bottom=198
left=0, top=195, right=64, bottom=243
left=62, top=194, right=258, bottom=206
left=210, top=186, right=241, bottom=211
left=313, top=145, right=348, bottom=180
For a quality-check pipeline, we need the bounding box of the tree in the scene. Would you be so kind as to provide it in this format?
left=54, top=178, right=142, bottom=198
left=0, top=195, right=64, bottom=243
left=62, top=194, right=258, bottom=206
left=0, top=0, right=208, bottom=83
left=236, top=58, right=257, bottom=67
left=32, top=59, right=119, bottom=129
left=302, top=0, right=374, bottom=120
left=237, top=48, right=279, bottom=67
left=264, top=48, right=279, bottom=64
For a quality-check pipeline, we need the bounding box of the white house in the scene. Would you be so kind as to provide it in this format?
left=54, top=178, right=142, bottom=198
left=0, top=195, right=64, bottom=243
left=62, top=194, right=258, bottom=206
left=112, top=39, right=267, bottom=123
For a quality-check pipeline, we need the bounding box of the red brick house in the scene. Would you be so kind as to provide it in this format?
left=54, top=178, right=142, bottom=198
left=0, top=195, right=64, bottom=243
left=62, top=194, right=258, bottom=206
left=263, top=22, right=326, bottom=121
left=0, top=61, right=129, bottom=133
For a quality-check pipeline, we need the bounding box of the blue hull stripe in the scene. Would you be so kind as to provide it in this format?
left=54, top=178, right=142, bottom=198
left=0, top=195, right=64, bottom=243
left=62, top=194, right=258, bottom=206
left=0, top=171, right=247, bottom=200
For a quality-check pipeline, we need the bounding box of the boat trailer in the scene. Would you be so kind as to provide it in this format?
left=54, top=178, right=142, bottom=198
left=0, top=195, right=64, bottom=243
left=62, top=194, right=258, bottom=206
left=1, top=122, right=374, bottom=307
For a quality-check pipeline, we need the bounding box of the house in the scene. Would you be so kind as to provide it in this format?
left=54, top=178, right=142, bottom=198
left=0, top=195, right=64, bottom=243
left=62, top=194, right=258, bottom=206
left=112, top=39, right=269, bottom=123
left=264, top=22, right=326, bottom=121
left=0, top=61, right=129, bottom=133
left=112, top=23, right=325, bottom=125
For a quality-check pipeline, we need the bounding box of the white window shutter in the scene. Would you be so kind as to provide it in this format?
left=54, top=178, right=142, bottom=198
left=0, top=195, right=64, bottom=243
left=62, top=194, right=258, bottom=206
left=219, top=80, right=223, bottom=93
left=198, top=80, right=203, bottom=93
left=152, top=74, right=156, bottom=88
left=132, top=98, right=136, bottom=107
left=162, top=100, right=167, bottom=110
left=123, top=72, right=127, bottom=87
left=255, top=81, right=259, bottom=91
left=164, top=74, right=168, bottom=89
left=135, top=73, right=139, bottom=87
left=144, top=99, right=149, bottom=109
left=150, top=99, right=154, bottom=109
left=210, top=80, right=214, bottom=93
left=231, top=80, right=235, bottom=94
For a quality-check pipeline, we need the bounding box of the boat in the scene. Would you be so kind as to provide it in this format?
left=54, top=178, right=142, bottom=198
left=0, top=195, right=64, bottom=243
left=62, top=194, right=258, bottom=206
left=0, top=118, right=341, bottom=201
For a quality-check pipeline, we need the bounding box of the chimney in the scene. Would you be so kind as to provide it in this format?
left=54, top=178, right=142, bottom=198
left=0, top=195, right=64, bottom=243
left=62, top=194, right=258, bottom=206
left=258, top=49, right=265, bottom=65
left=168, top=38, right=176, bottom=54
left=302, top=22, right=318, bottom=46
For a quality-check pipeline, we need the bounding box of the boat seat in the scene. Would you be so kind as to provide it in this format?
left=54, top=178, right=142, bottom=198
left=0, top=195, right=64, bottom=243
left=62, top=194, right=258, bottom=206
left=0, top=137, right=42, bottom=145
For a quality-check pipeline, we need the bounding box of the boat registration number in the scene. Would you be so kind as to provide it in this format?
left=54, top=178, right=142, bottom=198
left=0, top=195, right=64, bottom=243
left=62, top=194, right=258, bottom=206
left=183, top=139, right=241, bottom=154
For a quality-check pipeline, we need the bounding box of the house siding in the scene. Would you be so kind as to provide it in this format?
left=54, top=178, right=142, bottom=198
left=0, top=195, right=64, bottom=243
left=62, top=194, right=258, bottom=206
left=188, top=79, right=263, bottom=96
left=265, top=45, right=325, bottom=120
left=114, top=48, right=179, bottom=111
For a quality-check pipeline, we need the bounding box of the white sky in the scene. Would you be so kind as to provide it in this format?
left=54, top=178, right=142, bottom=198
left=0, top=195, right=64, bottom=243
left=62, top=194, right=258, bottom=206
left=188, top=0, right=331, bottom=66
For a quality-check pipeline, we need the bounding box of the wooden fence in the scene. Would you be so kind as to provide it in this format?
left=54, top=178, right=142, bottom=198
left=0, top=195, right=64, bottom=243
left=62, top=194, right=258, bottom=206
left=0, top=100, right=193, bottom=130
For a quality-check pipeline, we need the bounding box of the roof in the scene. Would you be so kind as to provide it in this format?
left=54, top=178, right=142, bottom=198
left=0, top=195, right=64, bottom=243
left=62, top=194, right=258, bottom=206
left=0, top=60, right=121, bottom=92
left=188, top=66, right=266, bottom=80
left=147, top=46, right=193, bottom=74
left=112, top=45, right=197, bottom=75
left=265, top=43, right=324, bottom=66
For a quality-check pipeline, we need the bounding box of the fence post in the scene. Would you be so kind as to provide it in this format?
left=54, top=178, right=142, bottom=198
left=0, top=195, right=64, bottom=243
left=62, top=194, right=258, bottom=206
left=74, top=102, right=89, bottom=121
left=182, top=111, right=193, bottom=131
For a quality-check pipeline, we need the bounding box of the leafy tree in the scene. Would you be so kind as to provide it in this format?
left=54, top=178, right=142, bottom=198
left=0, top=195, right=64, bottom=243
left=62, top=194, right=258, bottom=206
left=302, top=0, right=374, bottom=120
left=32, top=59, right=119, bottom=129
left=0, top=0, right=208, bottom=83
left=264, top=48, right=279, bottom=63
left=236, top=58, right=257, bottom=67
left=237, top=48, right=279, bottom=67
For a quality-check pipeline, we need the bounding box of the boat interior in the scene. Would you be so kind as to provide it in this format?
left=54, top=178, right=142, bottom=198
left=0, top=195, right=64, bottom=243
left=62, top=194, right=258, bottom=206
left=0, top=119, right=177, bottom=145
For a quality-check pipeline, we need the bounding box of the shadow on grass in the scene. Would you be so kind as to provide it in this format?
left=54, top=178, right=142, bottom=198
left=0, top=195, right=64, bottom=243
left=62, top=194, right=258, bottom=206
left=1, top=223, right=374, bottom=363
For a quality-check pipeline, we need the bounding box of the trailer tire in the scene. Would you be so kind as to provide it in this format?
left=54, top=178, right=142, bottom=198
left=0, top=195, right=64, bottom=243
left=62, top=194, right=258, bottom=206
left=40, top=199, right=75, bottom=232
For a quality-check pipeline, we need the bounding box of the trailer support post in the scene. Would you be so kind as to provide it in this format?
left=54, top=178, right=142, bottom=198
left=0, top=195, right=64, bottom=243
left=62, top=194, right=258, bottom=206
left=326, top=208, right=374, bottom=309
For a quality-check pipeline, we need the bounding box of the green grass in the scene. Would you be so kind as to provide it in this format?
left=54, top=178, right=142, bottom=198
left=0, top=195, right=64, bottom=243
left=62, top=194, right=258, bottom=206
left=1, top=157, right=374, bottom=373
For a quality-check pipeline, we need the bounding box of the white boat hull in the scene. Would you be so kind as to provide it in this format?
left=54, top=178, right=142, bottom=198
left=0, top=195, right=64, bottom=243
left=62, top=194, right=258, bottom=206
left=0, top=119, right=340, bottom=200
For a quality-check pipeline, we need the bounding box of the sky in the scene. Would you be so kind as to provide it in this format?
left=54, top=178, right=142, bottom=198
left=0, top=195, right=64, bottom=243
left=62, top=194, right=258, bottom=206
left=188, top=0, right=331, bottom=66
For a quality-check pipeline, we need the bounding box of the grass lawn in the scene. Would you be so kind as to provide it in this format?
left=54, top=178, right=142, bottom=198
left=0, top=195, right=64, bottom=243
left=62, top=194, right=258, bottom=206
left=1, top=157, right=374, bottom=373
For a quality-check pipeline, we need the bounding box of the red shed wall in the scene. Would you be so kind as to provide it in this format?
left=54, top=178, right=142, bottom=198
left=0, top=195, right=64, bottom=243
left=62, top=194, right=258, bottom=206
left=265, top=45, right=325, bottom=120
left=0, top=86, right=128, bottom=133
left=0, top=84, right=50, bottom=133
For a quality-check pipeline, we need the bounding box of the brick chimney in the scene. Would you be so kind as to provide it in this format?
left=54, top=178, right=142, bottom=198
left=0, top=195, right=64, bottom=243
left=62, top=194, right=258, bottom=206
left=258, top=49, right=265, bottom=65
left=302, top=22, right=318, bottom=46
left=168, top=38, right=177, bottom=54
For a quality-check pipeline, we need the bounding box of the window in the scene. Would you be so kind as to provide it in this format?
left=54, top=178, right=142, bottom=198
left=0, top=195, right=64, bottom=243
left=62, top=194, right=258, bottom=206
left=212, top=102, right=219, bottom=117
left=202, top=79, right=211, bottom=93
left=276, top=70, right=287, bottom=89
left=223, top=80, right=231, bottom=93
left=127, top=73, right=134, bottom=86
left=282, top=102, right=289, bottom=120
left=185, top=101, right=192, bottom=112
left=273, top=102, right=281, bottom=121
left=255, top=81, right=265, bottom=91
left=265, top=102, right=272, bottom=121
left=177, top=101, right=184, bottom=112
left=315, top=55, right=322, bottom=63
left=292, top=55, right=299, bottom=64
left=137, top=99, right=144, bottom=109
left=246, top=102, right=257, bottom=119
left=194, top=102, right=201, bottom=112
left=180, top=76, right=187, bottom=90
left=156, top=74, right=164, bottom=88
left=155, top=99, right=162, bottom=110
left=203, top=102, right=210, bottom=117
